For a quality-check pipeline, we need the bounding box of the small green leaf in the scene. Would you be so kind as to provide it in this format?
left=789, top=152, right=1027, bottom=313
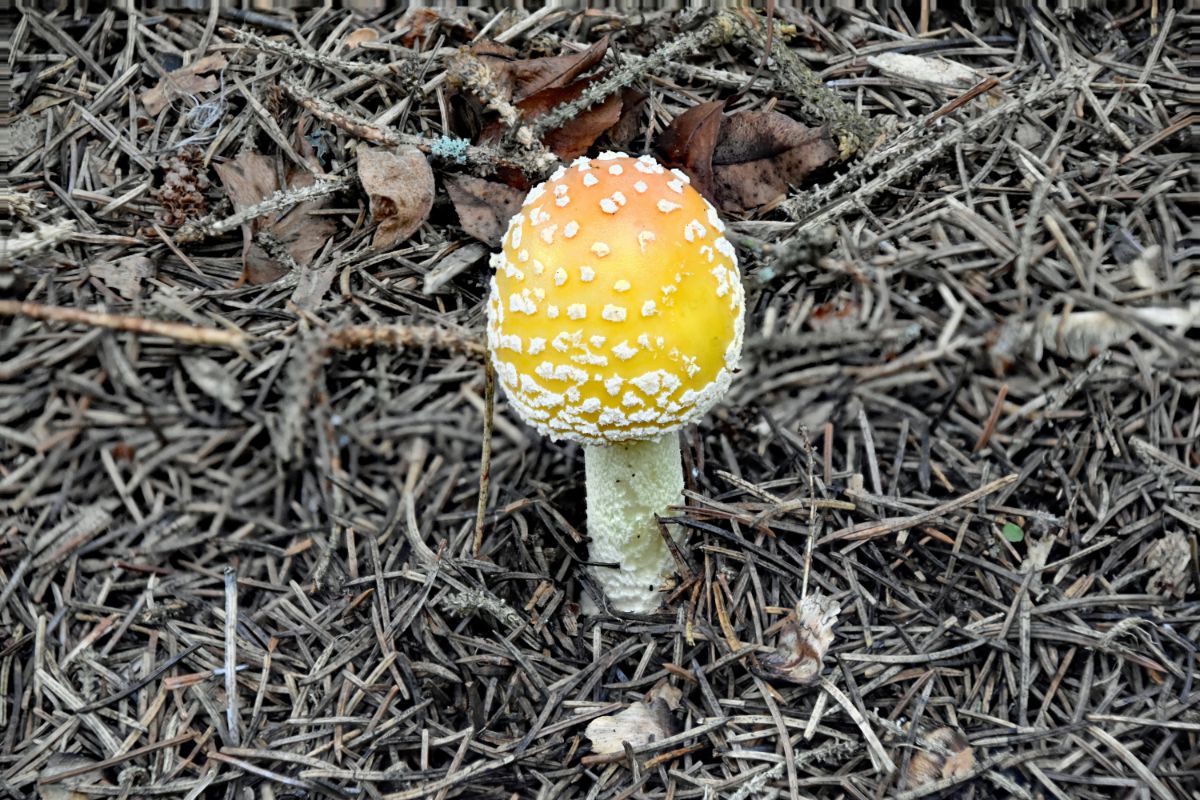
left=1002, top=523, right=1024, bottom=543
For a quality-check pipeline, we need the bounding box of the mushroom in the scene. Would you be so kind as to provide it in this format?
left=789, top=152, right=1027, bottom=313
left=486, top=152, right=745, bottom=613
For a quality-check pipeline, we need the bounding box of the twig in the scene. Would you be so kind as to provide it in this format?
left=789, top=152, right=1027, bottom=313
left=473, top=361, right=495, bottom=558
left=281, top=78, right=555, bottom=176
left=527, top=15, right=738, bottom=139
left=220, top=26, right=418, bottom=82
left=728, top=11, right=878, bottom=155
left=0, top=300, right=247, bottom=349
left=818, top=677, right=896, bottom=774
left=822, top=474, right=1019, bottom=543
left=781, top=64, right=1091, bottom=228
left=224, top=566, right=240, bottom=747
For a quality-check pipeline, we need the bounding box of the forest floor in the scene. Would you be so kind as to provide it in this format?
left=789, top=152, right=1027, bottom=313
left=3, top=5, right=1198, bottom=799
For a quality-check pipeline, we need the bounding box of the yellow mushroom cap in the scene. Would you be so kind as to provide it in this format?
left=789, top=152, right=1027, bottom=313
left=486, top=152, right=744, bottom=445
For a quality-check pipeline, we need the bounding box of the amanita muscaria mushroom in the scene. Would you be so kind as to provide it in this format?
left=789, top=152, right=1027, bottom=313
left=486, top=152, right=744, bottom=613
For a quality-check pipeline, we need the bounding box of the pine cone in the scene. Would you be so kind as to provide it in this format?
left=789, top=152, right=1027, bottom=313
left=153, top=148, right=211, bottom=226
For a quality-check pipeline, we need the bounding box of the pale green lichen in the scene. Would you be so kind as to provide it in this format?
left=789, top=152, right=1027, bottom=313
left=430, top=135, right=470, bottom=165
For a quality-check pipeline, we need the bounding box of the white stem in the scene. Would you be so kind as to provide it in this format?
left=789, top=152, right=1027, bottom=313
left=583, top=433, right=684, bottom=613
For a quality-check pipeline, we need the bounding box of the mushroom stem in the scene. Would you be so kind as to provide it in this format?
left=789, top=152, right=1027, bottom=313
left=584, top=432, right=684, bottom=613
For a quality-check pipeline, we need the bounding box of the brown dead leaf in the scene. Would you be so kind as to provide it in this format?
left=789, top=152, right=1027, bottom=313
left=397, top=8, right=438, bottom=47
left=344, top=28, right=379, bottom=50
left=1145, top=531, right=1192, bottom=600
left=89, top=254, right=155, bottom=300
left=213, top=151, right=336, bottom=285
left=658, top=105, right=839, bottom=213
left=396, top=8, right=474, bottom=48
left=358, top=145, right=435, bottom=250
left=656, top=99, right=727, bottom=201
left=444, top=174, right=525, bottom=244
left=711, top=112, right=838, bottom=212
left=474, top=37, right=609, bottom=103
left=514, top=75, right=624, bottom=159
left=141, top=53, right=227, bottom=117
left=478, top=71, right=624, bottom=159
left=757, top=593, right=839, bottom=685
left=462, top=38, right=619, bottom=160
left=904, top=727, right=975, bottom=790
left=608, top=88, right=648, bottom=150
left=584, top=681, right=680, bottom=756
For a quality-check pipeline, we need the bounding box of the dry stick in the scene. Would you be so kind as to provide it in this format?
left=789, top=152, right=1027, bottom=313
left=818, top=677, right=896, bottom=774
left=923, top=77, right=1001, bottom=128
left=0, top=300, right=487, bottom=359
left=281, top=79, right=549, bottom=176
left=972, top=383, right=1009, bottom=454
left=782, top=64, right=1090, bottom=229
left=36, top=733, right=198, bottom=784
left=799, top=424, right=819, bottom=600
left=0, top=300, right=247, bottom=349
left=473, top=360, right=495, bottom=559
left=174, top=177, right=350, bottom=244
left=822, top=473, right=1019, bottom=543
left=220, top=26, right=418, bottom=81
left=443, top=51, right=556, bottom=171
left=1014, top=154, right=1062, bottom=306
left=446, top=49, right=522, bottom=128
left=526, top=15, right=738, bottom=140
left=223, top=566, right=240, bottom=747
left=728, top=11, right=877, bottom=154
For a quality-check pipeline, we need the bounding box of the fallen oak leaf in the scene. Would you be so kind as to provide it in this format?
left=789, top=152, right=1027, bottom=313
left=710, top=111, right=838, bottom=213
left=213, top=152, right=285, bottom=283
left=481, top=72, right=624, bottom=159
left=397, top=7, right=474, bottom=49
left=358, top=145, right=435, bottom=250
left=471, top=37, right=610, bottom=103
left=656, top=99, right=727, bottom=201
left=658, top=104, right=839, bottom=214
left=520, top=76, right=624, bottom=158
left=141, top=53, right=227, bottom=117
left=607, top=88, right=648, bottom=150
left=444, top=174, right=525, bottom=244
left=213, top=150, right=336, bottom=285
